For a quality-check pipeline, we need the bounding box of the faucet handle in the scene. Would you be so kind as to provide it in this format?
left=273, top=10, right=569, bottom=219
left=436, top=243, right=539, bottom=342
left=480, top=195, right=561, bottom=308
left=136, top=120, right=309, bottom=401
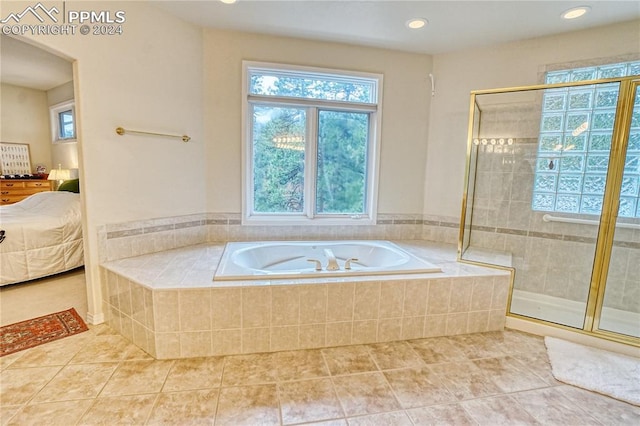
left=307, top=259, right=322, bottom=271
left=344, top=258, right=359, bottom=270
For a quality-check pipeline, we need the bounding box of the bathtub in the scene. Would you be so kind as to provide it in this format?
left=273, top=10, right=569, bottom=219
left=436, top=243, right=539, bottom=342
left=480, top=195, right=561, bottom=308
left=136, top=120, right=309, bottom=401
left=213, top=240, right=441, bottom=281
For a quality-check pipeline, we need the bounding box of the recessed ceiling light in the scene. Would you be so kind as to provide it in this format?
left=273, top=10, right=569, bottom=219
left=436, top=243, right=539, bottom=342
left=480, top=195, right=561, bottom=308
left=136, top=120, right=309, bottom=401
left=406, top=18, right=428, bottom=29
left=220, top=0, right=237, bottom=4
left=561, top=6, right=591, bottom=20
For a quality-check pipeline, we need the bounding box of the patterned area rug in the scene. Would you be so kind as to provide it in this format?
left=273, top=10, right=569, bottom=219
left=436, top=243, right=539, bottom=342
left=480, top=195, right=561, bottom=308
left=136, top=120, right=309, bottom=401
left=0, top=308, right=88, bottom=356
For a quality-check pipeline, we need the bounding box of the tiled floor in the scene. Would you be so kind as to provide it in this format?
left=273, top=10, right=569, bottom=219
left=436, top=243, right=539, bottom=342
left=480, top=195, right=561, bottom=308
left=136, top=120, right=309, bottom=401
left=1, top=325, right=638, bottom=425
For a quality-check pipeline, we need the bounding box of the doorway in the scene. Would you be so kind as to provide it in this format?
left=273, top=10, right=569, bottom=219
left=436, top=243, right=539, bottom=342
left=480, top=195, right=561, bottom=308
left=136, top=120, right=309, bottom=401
left=0, top=34, right=87, bottom=325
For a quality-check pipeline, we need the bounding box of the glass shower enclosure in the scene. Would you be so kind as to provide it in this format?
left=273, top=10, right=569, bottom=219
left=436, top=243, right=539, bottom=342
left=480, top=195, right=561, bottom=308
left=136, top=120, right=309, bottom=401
left=458, top=73, right=640, bottom=346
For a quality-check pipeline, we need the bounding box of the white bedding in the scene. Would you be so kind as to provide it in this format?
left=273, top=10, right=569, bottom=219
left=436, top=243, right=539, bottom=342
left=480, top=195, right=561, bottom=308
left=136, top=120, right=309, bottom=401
left=0, top=191, right=83, bottom=286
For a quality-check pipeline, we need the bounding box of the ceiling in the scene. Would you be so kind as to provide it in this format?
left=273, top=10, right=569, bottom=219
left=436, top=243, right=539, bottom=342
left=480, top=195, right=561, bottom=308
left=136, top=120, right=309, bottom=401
left=155, top=0, right=640, bottom=54
left=2, top=1, right=637, bottom=91
left=0, top=35, right=72, bottom=91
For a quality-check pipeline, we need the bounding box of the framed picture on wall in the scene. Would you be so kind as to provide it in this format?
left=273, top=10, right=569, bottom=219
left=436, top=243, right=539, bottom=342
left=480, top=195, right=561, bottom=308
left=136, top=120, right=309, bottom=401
left=0, top=142, right=32, bottom=175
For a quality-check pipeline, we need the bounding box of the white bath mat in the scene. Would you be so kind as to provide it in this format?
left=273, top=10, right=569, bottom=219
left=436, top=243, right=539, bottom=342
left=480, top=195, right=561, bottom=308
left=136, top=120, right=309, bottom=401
left=545, top=336, right=640, bottom=406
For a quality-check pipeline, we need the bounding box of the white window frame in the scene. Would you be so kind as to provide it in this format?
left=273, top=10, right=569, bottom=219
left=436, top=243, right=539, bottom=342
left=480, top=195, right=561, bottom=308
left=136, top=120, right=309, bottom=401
left=49, top=100, right=76, bottom=143
left=242, top=61, right=383, bottom=226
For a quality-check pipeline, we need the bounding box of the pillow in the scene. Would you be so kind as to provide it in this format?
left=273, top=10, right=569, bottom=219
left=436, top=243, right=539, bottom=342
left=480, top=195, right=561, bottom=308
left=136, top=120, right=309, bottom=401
left=57, top=178, right=80, bottom=193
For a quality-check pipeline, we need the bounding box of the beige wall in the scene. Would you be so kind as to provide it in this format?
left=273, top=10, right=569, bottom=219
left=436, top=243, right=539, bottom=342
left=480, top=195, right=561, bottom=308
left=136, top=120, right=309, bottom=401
left=12, top=0, right=205, bottom=323
left=0, top=83, right=51, bottom=171
left=203, top=29, right=433, bottom=214
left=425, top=19, right=640, bottom=219
left=47, top=80, right=78, bottom=169
left=47, top=80, right=74, bottom=106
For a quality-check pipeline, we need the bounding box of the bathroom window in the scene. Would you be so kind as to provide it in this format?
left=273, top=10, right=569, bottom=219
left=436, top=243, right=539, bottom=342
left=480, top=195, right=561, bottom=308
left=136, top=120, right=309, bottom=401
left=49, top=100, right=76, bottom=142
left=532, top=61, right=640, bottom=218
left=243, top=62, right=382, bottom=224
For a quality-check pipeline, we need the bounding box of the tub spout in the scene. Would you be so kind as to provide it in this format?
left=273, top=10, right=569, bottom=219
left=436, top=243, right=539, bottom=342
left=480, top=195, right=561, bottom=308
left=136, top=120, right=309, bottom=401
left=323, top=249, right=340, bottom=271
left=344, top=258, right=359, bottom=270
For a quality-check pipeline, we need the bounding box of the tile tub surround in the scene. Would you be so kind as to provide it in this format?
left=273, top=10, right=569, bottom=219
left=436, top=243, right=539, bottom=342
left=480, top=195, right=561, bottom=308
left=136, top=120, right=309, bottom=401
left=97, top=213, right=461, bottom=263
left=100, top=241, right=510, bottom=359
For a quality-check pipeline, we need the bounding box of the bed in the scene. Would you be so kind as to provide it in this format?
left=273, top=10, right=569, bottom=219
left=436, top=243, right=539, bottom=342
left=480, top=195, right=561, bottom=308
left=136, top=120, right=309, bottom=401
left=0, top=191, right=83, bottom=286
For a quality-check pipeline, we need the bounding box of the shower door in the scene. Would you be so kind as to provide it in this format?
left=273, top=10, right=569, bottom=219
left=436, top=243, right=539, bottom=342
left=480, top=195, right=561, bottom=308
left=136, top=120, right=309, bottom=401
left=460, top=76, right=640, bottom=345
left=594, top=80, right=640, bottom=339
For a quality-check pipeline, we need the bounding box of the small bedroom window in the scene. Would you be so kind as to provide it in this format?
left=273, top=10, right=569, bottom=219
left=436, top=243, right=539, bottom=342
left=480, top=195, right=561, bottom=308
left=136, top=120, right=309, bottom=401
left=50, top=100, right=76, bottom=142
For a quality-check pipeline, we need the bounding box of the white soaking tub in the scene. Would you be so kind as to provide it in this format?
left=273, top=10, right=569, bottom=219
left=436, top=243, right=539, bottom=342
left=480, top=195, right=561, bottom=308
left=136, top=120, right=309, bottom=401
left=213, top=240, right=441, bottom=281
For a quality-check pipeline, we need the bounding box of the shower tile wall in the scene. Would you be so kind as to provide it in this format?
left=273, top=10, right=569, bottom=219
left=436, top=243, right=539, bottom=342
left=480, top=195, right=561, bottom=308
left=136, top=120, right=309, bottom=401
left=468, top=103, right=640, bottom=314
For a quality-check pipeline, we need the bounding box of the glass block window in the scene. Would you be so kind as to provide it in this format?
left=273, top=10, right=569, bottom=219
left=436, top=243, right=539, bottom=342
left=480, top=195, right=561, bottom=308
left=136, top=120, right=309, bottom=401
left=532, top=61, right=640, bottom=218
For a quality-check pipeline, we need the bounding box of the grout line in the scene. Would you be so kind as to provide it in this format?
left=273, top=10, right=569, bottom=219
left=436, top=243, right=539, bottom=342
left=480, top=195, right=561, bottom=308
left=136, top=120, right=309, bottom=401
left=141, top=392, right=162, bottom=425
left=320, top=350, right=349, bottom=422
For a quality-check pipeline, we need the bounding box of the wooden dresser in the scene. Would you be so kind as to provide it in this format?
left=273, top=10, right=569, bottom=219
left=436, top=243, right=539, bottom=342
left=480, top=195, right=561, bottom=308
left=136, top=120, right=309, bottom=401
left=0, top=179, right=53, bottom=205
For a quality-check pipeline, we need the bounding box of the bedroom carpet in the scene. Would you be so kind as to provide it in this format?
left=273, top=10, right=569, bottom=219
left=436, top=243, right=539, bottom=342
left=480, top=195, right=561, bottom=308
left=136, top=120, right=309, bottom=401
left=0, top=308, right=88, bottom=357
left=545, top=336, right=640, bottom=406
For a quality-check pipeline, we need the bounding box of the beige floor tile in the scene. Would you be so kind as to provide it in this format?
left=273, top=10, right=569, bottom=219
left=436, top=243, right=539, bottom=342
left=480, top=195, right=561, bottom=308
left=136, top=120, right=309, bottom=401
left=162, top=357, right=224, bottom=392
left=460, top=395, right=541, bottom=425
left=321, top=346, right=378, bottom=376
left=216, top=384, right=280, bottom=425
left=511, top=387, right=602, bottom=425
left=500, top=329, right=548, bottom=354
left=7, top=336, right=85, bottom=368
left=366, top=341, right=425, bottom=370
left=0, top=405, right=21, bottom=426
left=6, top=399, right=94, bottom=426
left=408, top=336, right=469, bottom=364
left=77, top=394, right=158, bottom=425
left=222, top=352, right=278, bottom=386
left=472, top=356, right=548, bottom=393
left=0, top=366, right=61, bottom=406
left=100, top=360, right=174, bottom=397
left=449, top=333, right=508, bottom=359
left=346, top=410, right=413, bottom=425
left=31, top=363, right=118, bottom=403
left=278, top=378, right=344, bottom=425
left=69, top=334, right=152, bottom=364
left=477, top=329, right=547, bottom=356
left=146, top=389, right=219, bottom=425
left=383, top=367, right=457, bottom=409
left=274, top=349, right=330, bottom=381
left=510, top=351, right=560, bottom=385
left=91, top=323, right=122, bottom=336
left=305, top=420, right=348, bottom=426
left=406, top=403, right=477, bottom=425
left=555, top=385, right=640, bottom=425
left=429, top=361, right=501, bottom=400
left=0, top=352, right=23, bottom=372
left=3, top=321, right=636, bottom=426
left=332, top=372, right=401, bottom=417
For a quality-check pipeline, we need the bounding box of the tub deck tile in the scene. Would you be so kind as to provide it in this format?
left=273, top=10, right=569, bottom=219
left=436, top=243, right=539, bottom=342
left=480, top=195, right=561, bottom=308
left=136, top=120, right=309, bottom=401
left=100, top=241, right=511, bottom=359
